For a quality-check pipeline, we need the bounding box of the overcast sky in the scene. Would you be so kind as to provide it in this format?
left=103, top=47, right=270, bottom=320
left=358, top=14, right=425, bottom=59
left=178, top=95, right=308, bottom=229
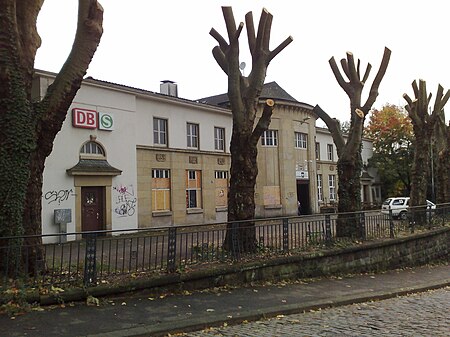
left=35, top=0, right=450, bottom=124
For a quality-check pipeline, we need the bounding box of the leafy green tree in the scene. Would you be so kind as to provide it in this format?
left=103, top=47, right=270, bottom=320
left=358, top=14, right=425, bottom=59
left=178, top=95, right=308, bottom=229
left=365, top=104, right=414, bottom=197
left=0, top=0, right=103, bottom=275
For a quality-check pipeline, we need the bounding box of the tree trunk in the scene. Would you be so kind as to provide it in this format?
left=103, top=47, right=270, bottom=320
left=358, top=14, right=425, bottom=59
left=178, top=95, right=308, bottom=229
left=223, top=129, right=258, bottom=253
left=435, top=120, right=450, bottom=204
left=409, top=136, right=430, bottom=223
left=21, top=149, right=47, bottom=275
left=336, top=155, right=362, bottom=237
left=0, top=0, right=103, bottom=278
left=0, top=3, right=37, bottom=274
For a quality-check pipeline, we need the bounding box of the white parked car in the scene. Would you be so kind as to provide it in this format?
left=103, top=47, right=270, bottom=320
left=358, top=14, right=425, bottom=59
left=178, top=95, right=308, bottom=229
left=381, top=197, right=436, bottom=220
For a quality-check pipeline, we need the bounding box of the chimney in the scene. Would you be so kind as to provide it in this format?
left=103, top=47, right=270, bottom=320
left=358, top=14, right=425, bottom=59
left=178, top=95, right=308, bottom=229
left=160, top=80, right=178, bottom=97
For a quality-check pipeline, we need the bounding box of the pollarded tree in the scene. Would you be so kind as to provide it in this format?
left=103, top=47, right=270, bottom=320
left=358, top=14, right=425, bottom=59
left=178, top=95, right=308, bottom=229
left=210, top=7, right=292, bottom=252
left=403, top=80, right=450, bottom=209
left=313, top=48, right=391, bottom=237
left=0, top=0, right=103, bottom=275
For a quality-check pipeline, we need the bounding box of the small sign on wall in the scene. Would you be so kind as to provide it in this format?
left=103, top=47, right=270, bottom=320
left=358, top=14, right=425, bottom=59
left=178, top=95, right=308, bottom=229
left=54, top=208, right=72, bottom=224
left=72, top=108, right=98, bottom=129
left=296, top=170, right=309, bottom=179
left=72, top=108, right=115, bottom=131
left=99, top=112, right=114, bottom=131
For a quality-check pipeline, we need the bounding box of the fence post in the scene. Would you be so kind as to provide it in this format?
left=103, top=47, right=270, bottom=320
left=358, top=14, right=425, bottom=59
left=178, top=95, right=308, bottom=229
left=167, top=227, right=177, bottom=273
left=282, top=218, right=289, bottom=252
left=427, top=205, right=432, bottom=229
left=359, top=212, right=366, bottom=240
left=83, top=233, right=97, bottom=287
left=325, top=214, right=332, bottom=245
left=408, top=210, right=415, bottom=233
left=389, top=209, right=395, bottom=238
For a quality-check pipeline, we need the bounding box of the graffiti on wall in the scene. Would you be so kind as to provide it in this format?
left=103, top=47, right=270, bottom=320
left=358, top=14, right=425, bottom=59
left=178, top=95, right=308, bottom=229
left=113, top=184, right=136, bottom=217
left=44, top=188, right=74, bottom=205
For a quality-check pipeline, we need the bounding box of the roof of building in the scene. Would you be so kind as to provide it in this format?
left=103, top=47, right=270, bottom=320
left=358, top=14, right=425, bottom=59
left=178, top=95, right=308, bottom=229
left=197, top=81, right=314, bottom=109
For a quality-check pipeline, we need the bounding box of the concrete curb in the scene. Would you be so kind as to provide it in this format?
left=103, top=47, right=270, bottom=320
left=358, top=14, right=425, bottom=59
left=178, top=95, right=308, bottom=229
left=86, top=279, right=450, bottom=337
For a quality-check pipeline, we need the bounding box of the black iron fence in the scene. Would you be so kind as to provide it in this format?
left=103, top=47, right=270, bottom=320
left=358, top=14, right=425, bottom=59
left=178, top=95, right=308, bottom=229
left=1, top=204, right=449, bottom=290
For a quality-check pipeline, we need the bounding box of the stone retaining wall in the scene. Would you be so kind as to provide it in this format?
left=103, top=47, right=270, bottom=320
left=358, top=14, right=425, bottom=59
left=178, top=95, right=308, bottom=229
left=40, top=226, right=449, bottom=304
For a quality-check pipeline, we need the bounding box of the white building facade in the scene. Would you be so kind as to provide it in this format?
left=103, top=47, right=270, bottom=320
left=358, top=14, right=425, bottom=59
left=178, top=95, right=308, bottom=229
left=34, top=70, right=380, bottom=241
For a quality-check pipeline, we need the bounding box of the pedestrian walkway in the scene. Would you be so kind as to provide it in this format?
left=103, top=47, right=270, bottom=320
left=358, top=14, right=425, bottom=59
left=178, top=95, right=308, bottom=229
left=1, top=263, right=449, bottom=337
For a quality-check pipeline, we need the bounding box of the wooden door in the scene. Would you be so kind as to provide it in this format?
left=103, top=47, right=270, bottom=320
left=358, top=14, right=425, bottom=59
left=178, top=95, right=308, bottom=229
left=81, top=186, right=104, bottom=233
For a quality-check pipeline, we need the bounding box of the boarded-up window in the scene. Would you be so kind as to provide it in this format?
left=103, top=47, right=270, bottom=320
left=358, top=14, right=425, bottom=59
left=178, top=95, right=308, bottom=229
left=215, top=171, right=228, bottom=207
left=263, top=186, right=281, bottom=206
left=152, top=169, right=170, bottom=211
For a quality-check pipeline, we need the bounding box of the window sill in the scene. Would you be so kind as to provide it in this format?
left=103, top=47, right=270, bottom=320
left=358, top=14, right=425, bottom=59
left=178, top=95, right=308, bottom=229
left=215, top=206, right=227, bottom=212
left=152, top=210, right=172, bottom=217
left=264, top=204, right=282, bottom=210
left=186, top=208, right=203, bottom=214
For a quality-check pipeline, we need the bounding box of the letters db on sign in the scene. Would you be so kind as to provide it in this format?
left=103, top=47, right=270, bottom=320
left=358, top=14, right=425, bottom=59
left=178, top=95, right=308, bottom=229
left=72, top=108, right=114, bottom=131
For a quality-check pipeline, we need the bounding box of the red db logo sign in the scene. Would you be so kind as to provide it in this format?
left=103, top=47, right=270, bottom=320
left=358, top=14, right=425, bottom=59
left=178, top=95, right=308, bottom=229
left=72, top=108, right=98, bottom=129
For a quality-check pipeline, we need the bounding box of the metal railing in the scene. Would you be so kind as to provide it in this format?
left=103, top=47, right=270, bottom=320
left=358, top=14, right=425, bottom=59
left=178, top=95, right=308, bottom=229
left=1, top=204, right=448, bottom=289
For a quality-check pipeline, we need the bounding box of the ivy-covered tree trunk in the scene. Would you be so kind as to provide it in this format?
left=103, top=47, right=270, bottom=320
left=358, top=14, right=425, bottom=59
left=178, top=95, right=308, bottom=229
left=0, top=0, right=103, bottom=276
left=314, top=48, right=391, bottom=238
left=210, top=7, right=292, bottom=253
left=434, top=112, right=450, bottom=204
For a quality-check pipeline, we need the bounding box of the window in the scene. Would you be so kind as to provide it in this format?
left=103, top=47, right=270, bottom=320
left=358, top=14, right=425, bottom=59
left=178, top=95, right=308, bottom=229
left=317, top=174, right=323, bottom=201
left=153, top=118, right=168, bottom=146
left=315, top=142, right=320, bottom=160
left=80, top=141, right=105, bottom=156
left=152, top=169, right=170, bottom=211
left=327, top=144, right=334, bottom=161
left=215, top=171, right=228, bottom=207
left=295, top=132, right=307, bottom=149
left=214, top=127, right=225, bottom=151
left=186, top=170, right=202, bottom=208
left=329, top=175, right=336, bottom=200
left=187, top=123, right=199, bottom=149
left=261, top=130, right=278, bottom=146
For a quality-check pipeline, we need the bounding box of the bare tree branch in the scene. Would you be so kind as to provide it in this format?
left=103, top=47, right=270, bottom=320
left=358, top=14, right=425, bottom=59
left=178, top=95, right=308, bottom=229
left=222, top=6, right=237, bottom=41
left=329, top=57, right=350, bottom=96
left=212, top=46, right=228, bottom=74
left=313, top=104, right=346, bottom=153
left=263, top=13, right=273, bottom=51
left=255, top=8, right=270, bottom=56
left=346, top=52, right=358, bottom=83
left=40, top=0, right=103, bottom=144
left=362, top=47, right=391, bottom=111
left=16, top=0, right=43, bottom=89
left=356, top=59, right=361, bottom=79
left=268, top=36, right=293, bottom=63
left=245, top=12, right=256, bottom=54
left=210, top=28, right=228, bottom=50
left=340, top=58, right=350, bottom=80
left=361, top=63, right=372, bottom=84
left=251, top=99, right=275, bottom=147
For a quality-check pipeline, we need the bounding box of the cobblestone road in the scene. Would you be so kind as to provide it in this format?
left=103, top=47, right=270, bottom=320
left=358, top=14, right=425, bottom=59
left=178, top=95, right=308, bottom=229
left=184, top=287, right=449, bottom=337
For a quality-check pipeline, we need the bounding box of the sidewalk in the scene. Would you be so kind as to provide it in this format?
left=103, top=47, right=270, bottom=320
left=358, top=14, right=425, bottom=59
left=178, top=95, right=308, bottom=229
left=1, top=263, right=449, bottom=337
